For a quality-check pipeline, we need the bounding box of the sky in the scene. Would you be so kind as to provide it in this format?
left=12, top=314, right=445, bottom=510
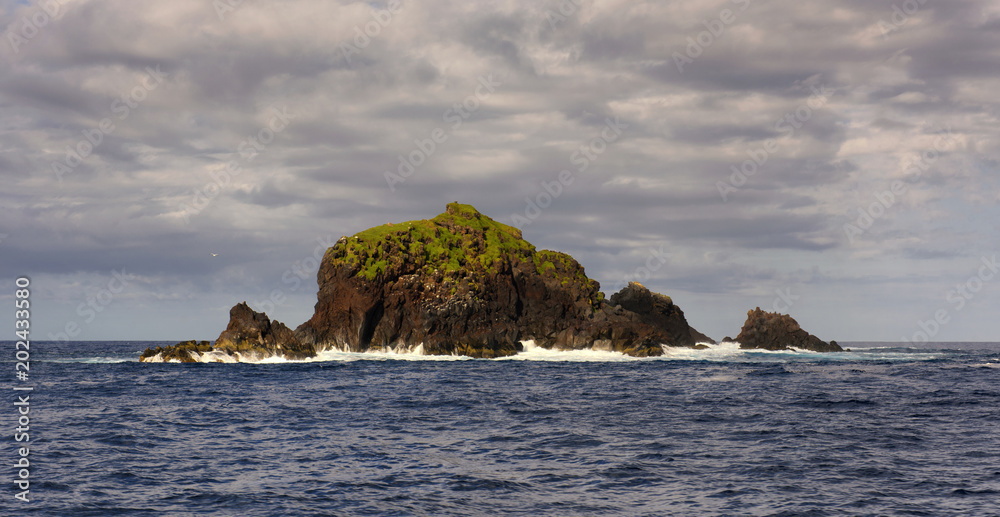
left=1, top=0, right=999, bottom=344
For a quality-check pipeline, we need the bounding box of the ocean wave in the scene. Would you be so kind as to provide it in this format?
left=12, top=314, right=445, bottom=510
left=33, top=340, right=1000, bottom=517
left=131, top=339, right=955, bottom=365
left=659, top=341, right=947, bottom=363
left=47, top=357, right=135, bottom=364
left=495, top=340, right=639, bottom=362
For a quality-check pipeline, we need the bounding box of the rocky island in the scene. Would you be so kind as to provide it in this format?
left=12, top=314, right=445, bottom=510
left=141, top=203, right=839, bottom=362
left=736, top=307, right=842, bottom=352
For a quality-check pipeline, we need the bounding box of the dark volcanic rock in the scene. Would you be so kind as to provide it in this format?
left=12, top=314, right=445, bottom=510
left=139, top=303, right=315, bottom=362
left=294, top=203, right=709, bottom=357
left=609, top=282, right=714, bottom=347
left=145, top=203, right=716, bottom=362
left=735, top=307, right=842, bottom=352
left=214, top=302, right=315, bottom=360
left=140, top=340, right=211, bottom=363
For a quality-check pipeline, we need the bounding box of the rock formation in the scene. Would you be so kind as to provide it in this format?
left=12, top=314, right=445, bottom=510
left=140, top=340, right=212, bottom=363
left=213, top=302, right=315, bottom=360
left=142, top=203, right=842, bottom=362
left=144, top=202, right=715, bottom=361
left=735, top=307, right=842, bottom=352
left=609, top=282, right=715, bottom=347
left=295, top=203, right=711, bottom=358
left=140, top=303, right=314, bottom=362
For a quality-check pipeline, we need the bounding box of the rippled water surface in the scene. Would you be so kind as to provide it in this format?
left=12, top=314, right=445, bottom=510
left=7, top=341, right=1000, bottom=516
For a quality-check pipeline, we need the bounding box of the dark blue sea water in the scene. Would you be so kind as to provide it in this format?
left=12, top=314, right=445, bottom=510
left=5, top=341, right=1000, bottom=516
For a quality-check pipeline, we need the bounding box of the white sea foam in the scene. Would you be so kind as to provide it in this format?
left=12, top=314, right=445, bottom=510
left=140, top=349, right=285, bottom=364
left=141, top=352, right=164, bottom=362
left=49, top=357, right=136, bottom=364
left=660, top=341, right=843, bottom=361
left=660, top=341, right=744, bottom=361
left=658, top=341, right=947, bottom=363
left=196, top=350, right=241, bottom=363
left=131, top=339, right=954, bottom=365
left=310, top=344, right=471, bottom=362
left=495, top=340, right=639, bottom=362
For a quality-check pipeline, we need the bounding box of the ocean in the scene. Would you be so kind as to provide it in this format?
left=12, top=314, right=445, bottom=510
left=5, top=341, right=1000, bottom=516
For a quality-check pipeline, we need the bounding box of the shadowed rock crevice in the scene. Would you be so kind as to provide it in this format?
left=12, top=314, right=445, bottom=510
left=358, top=301, right=384, bottom=348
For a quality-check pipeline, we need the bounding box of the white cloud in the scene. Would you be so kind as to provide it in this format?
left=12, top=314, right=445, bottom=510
left=0, top=0, right=997, bottom=341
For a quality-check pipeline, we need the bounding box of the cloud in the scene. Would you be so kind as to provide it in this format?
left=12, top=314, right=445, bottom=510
left=1, top=0, right=997, bottom=341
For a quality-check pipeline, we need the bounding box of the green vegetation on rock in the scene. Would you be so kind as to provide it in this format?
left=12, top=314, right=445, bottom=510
left=533, top=249, right=599, bottom=293
left=328, top=203, right=536, bottom=278
left=323, top=202, right=607, bottom=309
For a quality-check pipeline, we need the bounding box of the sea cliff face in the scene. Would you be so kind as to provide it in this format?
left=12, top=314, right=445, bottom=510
left=142, top=203, right=716, bottom=362
left=294, top=203, right=710, bottom=358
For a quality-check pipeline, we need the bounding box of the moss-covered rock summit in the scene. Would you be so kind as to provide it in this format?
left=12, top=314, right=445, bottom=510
left=326, top=202, right=601, bottom=304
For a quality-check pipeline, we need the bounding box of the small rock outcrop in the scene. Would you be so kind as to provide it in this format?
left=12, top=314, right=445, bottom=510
left=140, top=340, right=212, bottom=363
left=140, top=303, right=315, bottom=362
left=214, top=302, right=315, bottom=360
left=609, top=282, right=714, bottom=347
left=735, top=307, right=842, bottom=352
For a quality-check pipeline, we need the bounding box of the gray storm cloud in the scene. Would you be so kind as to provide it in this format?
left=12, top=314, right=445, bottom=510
left=1, top=0, right=997, bottom=341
